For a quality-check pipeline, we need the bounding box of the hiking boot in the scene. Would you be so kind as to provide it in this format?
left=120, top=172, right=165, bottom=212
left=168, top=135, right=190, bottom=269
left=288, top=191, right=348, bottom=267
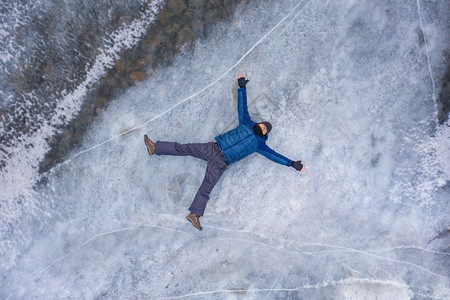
left=186, top=213, right=202, bottom=230
left=144, top=135, right=156, bottom=156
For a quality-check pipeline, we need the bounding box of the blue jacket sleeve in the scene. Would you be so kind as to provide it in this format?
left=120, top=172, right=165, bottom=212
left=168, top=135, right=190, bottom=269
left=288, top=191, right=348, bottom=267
left=257, top=143, right=293, bottom=166
left=238, top=87, right=251, bottom=125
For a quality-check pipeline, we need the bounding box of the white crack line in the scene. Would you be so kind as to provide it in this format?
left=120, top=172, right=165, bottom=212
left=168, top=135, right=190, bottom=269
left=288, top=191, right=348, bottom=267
left=157, top=278, right=413, bottom=299
left=416, top=0, right=437, bottom=107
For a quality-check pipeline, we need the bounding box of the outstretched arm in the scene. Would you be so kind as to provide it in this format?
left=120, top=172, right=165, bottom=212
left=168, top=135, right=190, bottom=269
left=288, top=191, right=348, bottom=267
left=237, top=74, right=251, bottom=125
left=257, top=144, right=307, bottom=172
left=257, top=143, right=292, bottom=166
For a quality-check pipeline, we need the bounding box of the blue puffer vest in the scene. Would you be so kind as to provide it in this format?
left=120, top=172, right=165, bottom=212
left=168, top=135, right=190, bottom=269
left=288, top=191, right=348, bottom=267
left=215, top=86, right=293, bottom=167
left=215, top=123, right=258, bottom=165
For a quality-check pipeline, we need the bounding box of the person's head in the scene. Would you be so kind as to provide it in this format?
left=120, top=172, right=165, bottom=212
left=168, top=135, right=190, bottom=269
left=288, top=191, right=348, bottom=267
left=254, top=121, right=272, bottom=136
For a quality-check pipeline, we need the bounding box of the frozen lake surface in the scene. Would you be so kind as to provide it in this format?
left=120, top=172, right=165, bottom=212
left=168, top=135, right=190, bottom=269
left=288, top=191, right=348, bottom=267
left=1, top=0, right=449, bottom=299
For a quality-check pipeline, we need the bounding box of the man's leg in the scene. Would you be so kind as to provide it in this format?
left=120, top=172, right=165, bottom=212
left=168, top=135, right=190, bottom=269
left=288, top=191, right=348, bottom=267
left=155, top=141, right=217, bottom=161
left=188, top=159, right=227, bottom=217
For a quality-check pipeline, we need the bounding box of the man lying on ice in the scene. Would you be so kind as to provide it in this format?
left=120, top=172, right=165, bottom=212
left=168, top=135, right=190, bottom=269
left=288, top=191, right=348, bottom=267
left=144, top=74, right=306, bottom=230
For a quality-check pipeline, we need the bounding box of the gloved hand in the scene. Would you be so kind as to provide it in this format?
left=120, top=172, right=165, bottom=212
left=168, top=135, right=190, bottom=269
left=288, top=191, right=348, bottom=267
left=291, top=160, right=305, bottom=172
left=237, top=73, right=249, bottom=88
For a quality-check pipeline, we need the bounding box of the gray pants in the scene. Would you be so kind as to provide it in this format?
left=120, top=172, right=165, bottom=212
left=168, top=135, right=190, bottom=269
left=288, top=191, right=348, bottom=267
left=155, top=141, right=228, bottom=216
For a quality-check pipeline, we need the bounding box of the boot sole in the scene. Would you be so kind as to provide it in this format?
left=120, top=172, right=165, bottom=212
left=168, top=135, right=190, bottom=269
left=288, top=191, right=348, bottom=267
left=186, top=216, right=202, bottom=230
left=144, top=135, right=155, bottom=156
